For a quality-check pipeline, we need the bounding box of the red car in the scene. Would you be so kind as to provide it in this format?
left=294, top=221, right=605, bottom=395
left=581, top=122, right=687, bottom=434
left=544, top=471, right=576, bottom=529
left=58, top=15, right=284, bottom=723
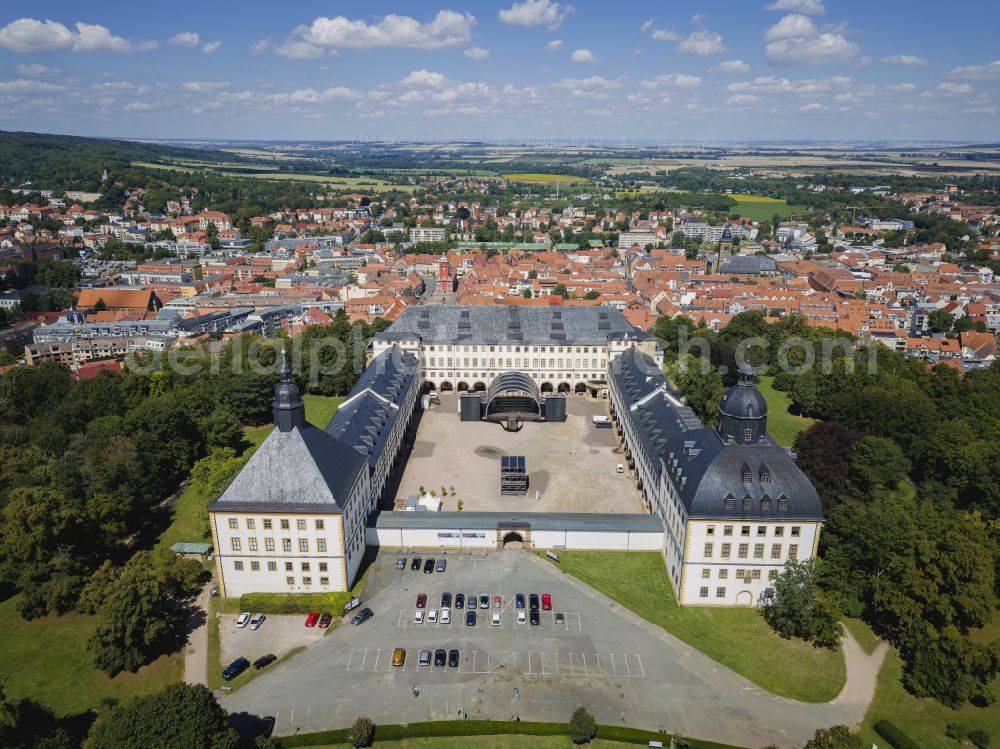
left=318, top=613, right=333, bottom=628
left=304, top=611, right=319, bottom=627
left=541, top=594, right=552, bottom=611
left=416, top=593, right=427, bottom=609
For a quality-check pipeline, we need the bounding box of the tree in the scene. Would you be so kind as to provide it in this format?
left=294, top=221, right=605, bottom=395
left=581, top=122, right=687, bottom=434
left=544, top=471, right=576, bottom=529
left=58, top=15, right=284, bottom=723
left=846, top=435, right=910, bottom=496
left=85, top=683, right=238, bottom=749
left=671, top=353, right=725, bottom=426
left=927, top=308, right=954, bottom=334
left=802, top=725, right=866, bottom=749
left=583, top=290, right=600, bottom=300
left=86, top=551, right=196, bottom=676
left=347, top=716, right=375, bottom=748
left=0, top=674, right=75, bottom=749
left=552, top=283, right=569, bottom=299
left=568, top=707, right=597, bottom=744
left=522, top=288, right=532, bottom=299
left=792, top=422, right=862, bottom=514
left=761, top=559, right=842, bottom=649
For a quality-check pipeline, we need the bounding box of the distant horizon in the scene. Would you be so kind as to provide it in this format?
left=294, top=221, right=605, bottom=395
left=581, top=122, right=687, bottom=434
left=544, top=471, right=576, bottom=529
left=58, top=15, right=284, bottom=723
left=1, top=1, right=999, bottom=141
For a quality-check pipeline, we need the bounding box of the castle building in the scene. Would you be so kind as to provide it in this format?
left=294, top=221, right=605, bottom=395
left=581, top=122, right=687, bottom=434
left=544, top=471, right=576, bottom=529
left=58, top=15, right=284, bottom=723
left=608, top=349, right=823, bottom=606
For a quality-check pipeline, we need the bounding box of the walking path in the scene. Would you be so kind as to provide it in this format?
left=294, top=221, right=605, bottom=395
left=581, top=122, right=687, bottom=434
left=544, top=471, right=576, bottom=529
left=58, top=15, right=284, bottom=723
left=183, top=581, right=213, bottom=687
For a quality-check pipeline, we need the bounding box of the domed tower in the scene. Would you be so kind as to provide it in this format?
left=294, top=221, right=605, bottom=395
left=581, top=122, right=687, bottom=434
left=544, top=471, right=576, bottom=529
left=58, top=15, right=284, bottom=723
left=716, top=363, right=768, bottom=444
left=272, top=348, right=305, bottom=432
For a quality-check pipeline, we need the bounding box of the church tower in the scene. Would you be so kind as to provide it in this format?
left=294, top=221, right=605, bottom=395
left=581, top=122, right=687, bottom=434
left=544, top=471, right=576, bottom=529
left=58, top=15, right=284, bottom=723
left=272, top=349, right=305, bottom=432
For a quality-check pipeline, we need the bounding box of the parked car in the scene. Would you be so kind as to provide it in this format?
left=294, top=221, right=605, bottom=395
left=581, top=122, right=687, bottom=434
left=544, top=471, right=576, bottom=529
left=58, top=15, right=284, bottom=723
left=396, top=556, right=407, bottom=569
left=253, top=654, right=276, bottom=670
left=517, top=610, right=527, bottom=625
left=529, top=609, right=540, bottom=626
left=351, top=607, right=374, bottom=626
left=493, top=595, right=502, bottom=608
left=491, top=612, right=501, bottom=626
left=515, top=593, right=525, bottom=609
left=554, top=612, right=565, bottom=624
left=427, top=609, right=438, bottom=624
left=260, top=716, right=275, bottom=738
left=529, top=594, right=539, bottom=611
left=222, top=657, right=250, bottom=681
left=616, top=463, right=625, bottom=474
left=410, top=557, right=422, bottom=571
left=249, top=613, right=265, bottom=630
left=436, top=558, right=446, bottom=572
left=423, top=558, right=435, bottom=574
left=434, top=649, right=446, bottom=667
left=454, top=593, right=465, bottom=610
left=392, top=648, right=406, bottom=667
left=318, top=613, right=333, bottom=628
left=304, top=612, right=319, bottom=627
left=413, top=610, right=424, bottom=624
left=441, top=592, right=452, bottom=608
left=440, top=607, right=451, bottom=624
left=466, top=610, right=477, bottom=626
left=467, top=592, right=477, bottom=609
left=236, top=612, right=251, bottom=628
left=478, top=594, right=490, bottom=609
left=416, top=593, right=427, bottom=608
left=419, top=649, right=432, bottom=666
left=448, top=649, right=460, bottom=668
left=542, top=593, right=552, bottom=611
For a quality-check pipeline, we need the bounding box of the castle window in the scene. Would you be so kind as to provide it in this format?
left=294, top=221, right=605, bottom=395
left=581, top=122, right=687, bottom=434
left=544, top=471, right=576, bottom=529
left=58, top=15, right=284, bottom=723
left=724, top=497, right=736, bottom=509
left=760, top=468, right=770, bottom=483
left=744, top=427, right=754, bottom=442
left=778, top=497, right=789, bottom=511
left=761, top=498, right=772, bottom=510
left=742, top=470, right=752, bottom=483
left=743, top=497, right=752, bottom=510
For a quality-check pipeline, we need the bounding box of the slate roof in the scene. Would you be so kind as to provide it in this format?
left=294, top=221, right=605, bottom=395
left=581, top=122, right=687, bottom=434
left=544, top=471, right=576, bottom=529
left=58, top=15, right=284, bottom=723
left=719, top=255, right=778, bottom=275
left=376, top=305, right=652, bottom=346
left=325, top=346, right=419, bottom=471
left=208, top=425, right=366, bottom=514
left=374, top=511, right=663, bottom=533
left=612, top=347, right=822, bottom=521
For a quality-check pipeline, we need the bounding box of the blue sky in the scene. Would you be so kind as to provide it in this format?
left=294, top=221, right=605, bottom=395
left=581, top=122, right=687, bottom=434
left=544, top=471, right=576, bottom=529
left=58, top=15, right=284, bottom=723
left=1, top=0, right=998, bottom=142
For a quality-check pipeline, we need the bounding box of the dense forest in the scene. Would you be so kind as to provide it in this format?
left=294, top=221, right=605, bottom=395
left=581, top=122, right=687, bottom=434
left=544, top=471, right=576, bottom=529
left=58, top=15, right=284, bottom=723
left=654, top=311, right=1000, bottom=710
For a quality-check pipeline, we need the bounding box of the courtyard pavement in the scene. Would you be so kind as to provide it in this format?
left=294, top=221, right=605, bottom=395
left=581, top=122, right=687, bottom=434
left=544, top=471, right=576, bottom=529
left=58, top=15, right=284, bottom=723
left=220, top=550, right=878, bottom=748
left=395, top=394, right=640, bottom=514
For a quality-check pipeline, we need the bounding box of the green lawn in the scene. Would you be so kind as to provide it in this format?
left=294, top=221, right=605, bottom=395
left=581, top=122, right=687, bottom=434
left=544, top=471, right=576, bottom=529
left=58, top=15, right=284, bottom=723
left=540, top=551, right=845, bottom=703
left=0, top=595, right=182, bottom=717
left=859, top=613, right=1000, bottom=747
left=757, top=376, right=816, bottom=447
left=842, top=617, right=881, bottom=655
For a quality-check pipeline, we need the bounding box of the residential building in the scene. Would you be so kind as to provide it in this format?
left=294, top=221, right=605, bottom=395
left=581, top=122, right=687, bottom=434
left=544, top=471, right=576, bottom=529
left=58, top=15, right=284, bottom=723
left=409, top=227, right=447, bottom=244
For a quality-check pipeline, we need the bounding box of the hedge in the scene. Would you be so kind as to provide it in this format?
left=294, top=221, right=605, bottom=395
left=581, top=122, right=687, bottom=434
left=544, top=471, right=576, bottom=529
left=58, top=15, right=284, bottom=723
left=874, top=719, right=924, bottom=749
left=238, top=591, right=355, bottom=615
left=275, top=719, right=747, bottom=748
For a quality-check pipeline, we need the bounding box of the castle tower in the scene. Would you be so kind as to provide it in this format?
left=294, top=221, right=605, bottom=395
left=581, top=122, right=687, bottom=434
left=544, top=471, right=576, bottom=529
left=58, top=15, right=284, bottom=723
left=272, top=348, right=305, bottom=432
left=716, top=363, right=768, bottom=444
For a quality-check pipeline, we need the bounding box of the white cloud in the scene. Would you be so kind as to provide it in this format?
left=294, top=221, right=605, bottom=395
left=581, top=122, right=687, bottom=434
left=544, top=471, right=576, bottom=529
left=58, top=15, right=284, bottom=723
left=136, top=40, right=158, bottom=51
left=168, top=31, right=200, bottom=47
left=498, top=0, right=575, bottom=30
left=202, top=41, right=221, bottom=54
left=464, top=46, right=489, bottom=59
left=881, top=54, right=926, bottom=66
left=727, top=74, right=850, bottom=95
left=950, top=60, right=1000, bottom=80
left=181, top=81, right=229, bottom=92
left=274, top=41, right=325, bottom=59
left=764, top=0, right=825, bottom=14
left=711, top=59, right=750, bottom=74
left=641, top=19, right=681, bottom=41
left=764, top=14, right=817, bottom=42
left=766, top=33, right=858, bottom=64
left=399, top=70, right=448, bottom=88
left=0, top=78, right=67, bottom=93
left=545, top=39, right=563, bottom=51
left=799, top=101, right=825, bottom=112
left=677, top=30, right=726, bottom=55
left=15, top=63, right=57, bottom=77
left=570, top=48, right=595, bottom=63
left=249, top=38, right=270, bottom=55
left=727, top=94, right=763, bottom=105
left=885, top=82, right=916, bottom=92
left=0, top=18, right=132, bottom=53
left=124, top=101, right=153, bottom=111
left=936, top=82, right=973, bottom=96
left=641, top=73, right=703, bottom=90
left=298, top=11, right=475, bottom=50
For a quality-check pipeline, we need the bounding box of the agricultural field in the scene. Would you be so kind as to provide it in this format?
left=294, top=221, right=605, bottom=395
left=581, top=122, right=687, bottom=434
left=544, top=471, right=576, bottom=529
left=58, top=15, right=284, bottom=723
left=727, top=194, right=803, bottom=221
left=132, top=161, right=417, bottom=191
left=503, top=172, right=591, bottom=184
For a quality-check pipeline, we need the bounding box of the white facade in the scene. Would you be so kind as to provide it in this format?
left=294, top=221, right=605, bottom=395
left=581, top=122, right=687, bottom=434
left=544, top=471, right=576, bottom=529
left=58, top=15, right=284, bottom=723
left=409, top=227, right=447, bottom=243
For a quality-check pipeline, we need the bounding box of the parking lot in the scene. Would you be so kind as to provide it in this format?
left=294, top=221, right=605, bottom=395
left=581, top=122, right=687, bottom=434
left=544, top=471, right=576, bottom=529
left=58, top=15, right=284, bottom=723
left=222, top=549, right=861, bottom=748
left=219, top=613, right=326, bottom=671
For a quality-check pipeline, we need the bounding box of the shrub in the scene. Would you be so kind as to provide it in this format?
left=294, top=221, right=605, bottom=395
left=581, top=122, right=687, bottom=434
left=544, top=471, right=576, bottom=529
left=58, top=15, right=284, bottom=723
left=947, top=724, right=969, bottom=741
left=873, top=719, right=923, bottom=749
left=347, top=716, right=375, bottom=748
left=569, top=707, right=597, bottom=745
left=969, top=729, right=991, bottom=749
left=238, top=591, right=354, bottom=615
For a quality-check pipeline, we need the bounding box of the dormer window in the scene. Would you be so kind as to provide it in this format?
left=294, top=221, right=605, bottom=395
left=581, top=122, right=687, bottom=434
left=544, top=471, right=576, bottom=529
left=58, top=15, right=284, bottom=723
left=760, top=467, right=771, bottom=483
left=743, top=497, right=752, bottom=510
left=724, top=495, right=736, bottom=509
left=744, top=426, right=754, bottom=442
left=778, top=496, right=789, bottom=510
left=742, top=469, right=752, bottom=483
